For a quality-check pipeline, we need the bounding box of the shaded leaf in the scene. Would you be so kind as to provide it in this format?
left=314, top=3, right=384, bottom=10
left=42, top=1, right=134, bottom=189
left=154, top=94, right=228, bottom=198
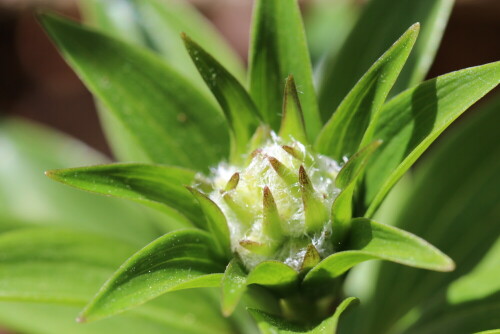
left=364, top=61, right=500, bottom=216
left=182, top=34, right=260, bottom=161
left=403, top=292, right=500, bottom=334
left=0, top=228, right=135, bottom=304
left=81, top=229, right=225, bottom=322
left=317, top=0, right=454, bottom=119
left=315, top=24, right=419, bottom=160
left=81, top=0, right=244, bottom=86
left=187, top=187, right=232, bottom=258
left=331, top=141, right=382, bottom=245
left=46, top=163, right=200, bottom=227
left=0, top=118, right=160, bottom=243
left=249, top=297, right=358, bottom=334
left=249, top=0, right=322, bottom=139
left=304, top=218, right=454, bottom=287
left=221, top=258, right=248, bottom=316
left=40, top=13, right=229, bottom=171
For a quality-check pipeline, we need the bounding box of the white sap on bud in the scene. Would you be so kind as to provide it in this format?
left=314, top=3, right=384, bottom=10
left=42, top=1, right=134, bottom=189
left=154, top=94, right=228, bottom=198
left=207, top=134, right=341, bottom=271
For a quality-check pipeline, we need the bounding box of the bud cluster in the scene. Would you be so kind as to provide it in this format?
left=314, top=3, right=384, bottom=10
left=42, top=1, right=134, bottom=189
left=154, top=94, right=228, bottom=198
left=206, top=134, right=341, bottom=271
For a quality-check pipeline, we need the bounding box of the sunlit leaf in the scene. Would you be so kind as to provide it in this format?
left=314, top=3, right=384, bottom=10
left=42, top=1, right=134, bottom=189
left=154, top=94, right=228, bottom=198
left=364, top=62, right=500, bottom=216
left=183, top=34, right=261, bottom=161
left=46, top=163, right=200, bottom=227
left=81, top=229, right=225, bottom=322
left=304, top=218, right=454, bottom=288
left=315, top=24, right=418, bottom=159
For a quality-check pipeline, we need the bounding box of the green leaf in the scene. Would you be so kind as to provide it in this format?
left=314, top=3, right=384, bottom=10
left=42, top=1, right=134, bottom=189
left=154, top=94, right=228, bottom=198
left=0, top=118, right=160, bottom=243
left=315, top=24, right=419, bottom=160
left=364, top=61, right=500, bottom=216
left=221, top=258, right=248, bottom=316
left=187, top=187, right=232, bottom=258
left=81, top=0, right=245, bottom=86
left=0, top=228, right=135, bottom=304
left=402, top=292, right=500, bottom=334
left=332, top=141, right=382, bottom=245
left=304, top=218, right=454, bottom=287
left=317, top=0, right=454, bottom=119
left=279, top=75, right=308, bottom=144
left=249, top=0, right=322, bottom=140
left=447, top=238, right=500, bottom=305
left=0, top=290, right=237, bottom=334
left=356, top=96, right=500, bottom=334
left=81, top=229, right=225, bottom=322
left=249, top=297, right=358, bottom=334
left=182, top=34, right=261, bottom=161
left=246, top=261, right=299, bottom=295
left=40, top=13, right=229, bottom=171
left=46, top=163, right=201, bottom=227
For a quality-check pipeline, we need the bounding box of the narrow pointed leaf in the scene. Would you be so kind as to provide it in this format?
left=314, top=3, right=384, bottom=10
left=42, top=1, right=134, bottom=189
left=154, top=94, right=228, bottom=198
left=304, top=218, right=454, bottom=286
left=268, top=156, right=298, bottom=187
left=249, top=0, right=322, bottom=139
left=279, top=75, right=308, bottom=144
left=249, top=297, right=358, bottom=334
left=331, top=141, right=383, bottom=245
left=40, top=13, right=229, bottom=171
left=80, top=229, right=225, bottom=322
left=46, top=163, right=201, bottom=227
left=364, top=62, right=500, bottom=216
left=187, top=188, right=232, bottom=258
left=183, top=34, right=260, bottom=161
left=336, top=140, right=383, bottom=190
left=315, top=24, right=419, bottom=159
left=318, top=0, right=454, bottom=119
left=221, top=258, right=247, bottom=316
left=363, top=98, right=500, bottom=333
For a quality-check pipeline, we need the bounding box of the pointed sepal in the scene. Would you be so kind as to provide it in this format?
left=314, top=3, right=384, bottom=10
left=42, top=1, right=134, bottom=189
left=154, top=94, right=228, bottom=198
left=187, top=187, right=231, bottom=258
left=299, top=166, right=328, bottom=233
left=279, top=75, right=308, bottom=144
left=262, top=186, right=284, bottom=240
left=300, top=244, right=321, bottom=272
left=225, top=172, right=240, bottom=192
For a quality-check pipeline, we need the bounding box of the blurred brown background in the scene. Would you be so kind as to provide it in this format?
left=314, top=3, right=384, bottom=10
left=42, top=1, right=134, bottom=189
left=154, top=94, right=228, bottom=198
left=1, top=0, right=499, bottom=156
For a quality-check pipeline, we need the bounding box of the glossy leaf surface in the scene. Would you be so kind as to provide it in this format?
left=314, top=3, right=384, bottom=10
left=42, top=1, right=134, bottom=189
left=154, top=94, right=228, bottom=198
left=364, top=61, right=500, bottom=216
left=183, top=34, right=260, bottom=160
left=360, top=97, right=500, bottom=334
left=81, top=230, right=225, bottom=322
left=315, top=24, right=418, bottom=160
left=304, top=218, right=454, bottom=287
left=246, top=261, right=299, bottom=295
left=249, top=0, right=321, bottom=139
left=40, top=14, right=229, bottom=171
left=46, top=163, right=200, bottom=227
left=221, top=258, right=248, bottom=316
left=318, top=0, right=454, bottom=119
